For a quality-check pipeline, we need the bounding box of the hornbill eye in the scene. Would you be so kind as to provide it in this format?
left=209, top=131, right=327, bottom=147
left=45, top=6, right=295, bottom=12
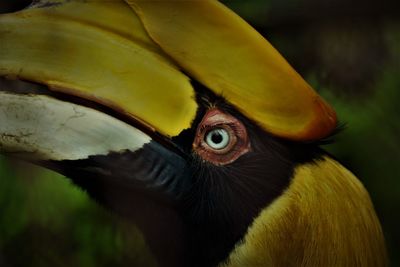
left=205, top=128, right=229, bottom=150
left=193, top=108, right=250, bottom=165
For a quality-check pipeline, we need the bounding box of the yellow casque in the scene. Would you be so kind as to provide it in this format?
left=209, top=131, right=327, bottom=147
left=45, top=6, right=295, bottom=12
left=1, top=0, right=336, bottom=141
left=129, top=0, right=337, bottom=141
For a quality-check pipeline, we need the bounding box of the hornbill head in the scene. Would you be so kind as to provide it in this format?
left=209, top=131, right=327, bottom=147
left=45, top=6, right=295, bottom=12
left=0, top=1, right=387, bottom=267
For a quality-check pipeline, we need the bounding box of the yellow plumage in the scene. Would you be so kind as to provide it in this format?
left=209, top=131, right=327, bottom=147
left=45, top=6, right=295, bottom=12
left=223, top=157, right=387, bottom=267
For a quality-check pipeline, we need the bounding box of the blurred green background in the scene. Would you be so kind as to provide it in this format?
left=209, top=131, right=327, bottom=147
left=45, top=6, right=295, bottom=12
left=1, top=0, right=399, bottom=266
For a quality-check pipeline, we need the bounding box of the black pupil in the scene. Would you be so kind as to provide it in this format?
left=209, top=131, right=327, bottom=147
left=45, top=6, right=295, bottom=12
left=211, top=131, right=223, bottom=144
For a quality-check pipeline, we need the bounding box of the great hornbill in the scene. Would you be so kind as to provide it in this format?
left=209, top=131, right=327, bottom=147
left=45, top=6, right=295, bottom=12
left=0, top=1, right=387, bottom=267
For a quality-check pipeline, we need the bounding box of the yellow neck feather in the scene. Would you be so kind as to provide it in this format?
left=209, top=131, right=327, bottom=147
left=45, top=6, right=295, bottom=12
left=221, top=157, right=387, bottom=267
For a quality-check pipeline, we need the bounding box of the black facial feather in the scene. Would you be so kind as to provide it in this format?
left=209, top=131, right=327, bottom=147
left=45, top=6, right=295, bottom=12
left=170, top=82, right=326, bottom=267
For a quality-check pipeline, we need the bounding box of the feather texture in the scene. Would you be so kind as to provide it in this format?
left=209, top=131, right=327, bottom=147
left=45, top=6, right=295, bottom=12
left=222, top=157, right=387, bottom=267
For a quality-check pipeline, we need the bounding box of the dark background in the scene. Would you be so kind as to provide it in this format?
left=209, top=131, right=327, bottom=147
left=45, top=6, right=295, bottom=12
left=1, top=0, right=399, bottom=266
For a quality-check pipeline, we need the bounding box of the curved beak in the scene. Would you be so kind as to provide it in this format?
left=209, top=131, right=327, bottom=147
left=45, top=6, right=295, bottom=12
left=0, top=1, right=198, bottom=202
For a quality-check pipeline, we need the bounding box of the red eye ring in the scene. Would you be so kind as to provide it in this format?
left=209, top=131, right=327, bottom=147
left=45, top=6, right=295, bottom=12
left=193, top=108, right=250, bottom=165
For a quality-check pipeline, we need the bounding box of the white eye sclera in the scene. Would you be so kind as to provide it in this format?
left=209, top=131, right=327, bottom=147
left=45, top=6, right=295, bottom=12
left=205, top=128, right=230, bottom=150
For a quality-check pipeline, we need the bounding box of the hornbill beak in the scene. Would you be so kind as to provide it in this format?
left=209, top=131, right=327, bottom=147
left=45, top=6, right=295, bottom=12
left=0, top=4, right=199, bottom=262
left=0, top=1, right=386, bottom=267
left=0, top=0, right=199, bottom=206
